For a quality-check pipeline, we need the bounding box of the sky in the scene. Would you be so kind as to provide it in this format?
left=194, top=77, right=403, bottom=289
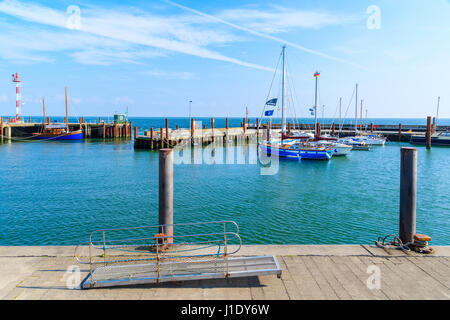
left=0, top=0, right=449, bottom=119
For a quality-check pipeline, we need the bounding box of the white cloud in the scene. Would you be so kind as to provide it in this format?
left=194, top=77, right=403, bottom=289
left=166, top=0, right=369, bottom=70
left=140, top=70, right=195, bottom=80
left=0, top=0, right=365, bottom=71
left=218, top=6, right=355, bottom=34
left=0, top=0, right=272, bottom=71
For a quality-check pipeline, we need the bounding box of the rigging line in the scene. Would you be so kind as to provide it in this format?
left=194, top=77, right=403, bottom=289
left=259, top=51, right=282, bottom=126
left=285, top=52, right=300, bottom=126
left=286, top=47, right=301, bottom=129
left=340, top=86, right=356, bottom=131
left=327, top=98, right=340, bottom=134
left=287, top=73, right=298, bottom=127
left=285, top=52, right=310, bottom=131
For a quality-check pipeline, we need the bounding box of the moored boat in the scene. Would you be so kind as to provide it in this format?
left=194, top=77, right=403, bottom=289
left=316, top=140, right=352, bottom=156
left=410, top=132, right=450, bottom=146
left=260, top=142, right=334, bottom=160
left=33, top=124, right=83, bottom=140
left=33, top=89, right=83, bottom=141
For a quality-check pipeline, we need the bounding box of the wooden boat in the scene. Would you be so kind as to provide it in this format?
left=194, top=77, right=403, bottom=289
left=33, top=89, right=83, bottom=141
left=33, top=125, right=83, bottom=140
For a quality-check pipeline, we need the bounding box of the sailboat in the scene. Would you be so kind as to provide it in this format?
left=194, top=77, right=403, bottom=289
left=33, top=88, right=83, bottom=140
left=338, top=84, right=385, bottom=146
left=259, top=46, right=335, bottom=160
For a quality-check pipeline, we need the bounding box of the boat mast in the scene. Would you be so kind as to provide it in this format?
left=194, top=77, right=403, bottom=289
left=43, top=97, right=46, bottom=130
left=339, top=97, right=342, bottom=133
left=65, top=87, right=69, bottom=132
left=354, top=83, right=358, bottom=134
left=436, top=96, right=440, bottom=129
left=322, top=105, right=325, bottom=126
left=281, top=45, right=286, bottom=133
left=360, top=99, right=363, bottom=132
left=365, top=109, right=368, bottom=132
left=314, top=71, right=320, bottom=135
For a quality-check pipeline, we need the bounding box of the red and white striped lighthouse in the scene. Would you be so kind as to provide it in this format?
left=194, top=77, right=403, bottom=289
left=11, top=72, right=21, bottom=121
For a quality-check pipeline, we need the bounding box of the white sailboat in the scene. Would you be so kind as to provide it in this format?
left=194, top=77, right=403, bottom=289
left=259, top=46, right=335, bottom=160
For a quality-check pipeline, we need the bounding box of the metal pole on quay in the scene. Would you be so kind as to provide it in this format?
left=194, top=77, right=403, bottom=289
left=159, top=148, right=174, bottom=245
left=426, top=116, right=432, bottom=149
left=399, top=147, right=417, bottom=245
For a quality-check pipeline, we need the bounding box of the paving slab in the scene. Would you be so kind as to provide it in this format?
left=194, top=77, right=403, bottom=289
left=0, top=246, right=449, bottom=300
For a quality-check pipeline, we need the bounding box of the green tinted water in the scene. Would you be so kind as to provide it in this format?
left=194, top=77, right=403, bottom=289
left=0, top=138, right=448, bottom=245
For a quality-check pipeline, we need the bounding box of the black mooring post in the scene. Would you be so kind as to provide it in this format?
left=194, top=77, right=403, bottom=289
left=159, top=148, right=174, bottom=244
left=399, top=147, right=417, bottom=245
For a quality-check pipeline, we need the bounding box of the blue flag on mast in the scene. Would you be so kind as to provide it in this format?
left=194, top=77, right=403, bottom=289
left=264, top=110, right=274, bottom=117
left=265, top=98, right=277, bottom=106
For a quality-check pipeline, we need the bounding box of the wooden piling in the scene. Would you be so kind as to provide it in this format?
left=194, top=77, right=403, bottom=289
left=176, top=125, right=179, bottom=130
left=160, top=127, right=164, bottom=148
left=1, top=117, right=3, bottom=139
left=191, top=118, right=194, bottom=145
left=29, top=116, right=31, bottom=123
left=426, top=116, right=432, bottom=149
left=159, top=148, right=174, bottom=244
left=288, top=122, right=291, bottom=135
left=114, top=121, right=118, bottom=138
left=398, top=123, right=402, bottom=141
left=332, top=122, right=335, bottom=135
left=165, top=118, right=169, bottom=144
left=400, top=147, right=417, bottom=245
left=103, top=122, right=106, bottom=138
left=243, top=118, right=246, bottom=134
left=129, top=121, right=133, bottom=139
left=370, top=123, right=374, bottom=133
left=317, top=122, right=321, bottom=137
left=134, top=125, right=138, bottom=141
left=150, top=127, right=154, bottom=149
left=226, top=118, right=229, bottom=130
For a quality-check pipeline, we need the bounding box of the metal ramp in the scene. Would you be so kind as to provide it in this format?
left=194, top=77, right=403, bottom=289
left=75, top=221, right=281, bottom=289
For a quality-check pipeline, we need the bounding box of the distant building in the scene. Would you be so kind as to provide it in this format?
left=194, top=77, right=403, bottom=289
left=114, top=114, right=127, bottom=124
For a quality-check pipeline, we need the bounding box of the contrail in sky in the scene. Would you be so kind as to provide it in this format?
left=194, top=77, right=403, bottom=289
left=165, top=0, right=369, bottom=71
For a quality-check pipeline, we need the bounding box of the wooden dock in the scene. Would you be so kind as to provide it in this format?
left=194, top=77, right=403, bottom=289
left=0, top=245, right=448, bottom=300
left=134, top=127, right=260, bottom=150
left=0, top=117, right=133, bottom=140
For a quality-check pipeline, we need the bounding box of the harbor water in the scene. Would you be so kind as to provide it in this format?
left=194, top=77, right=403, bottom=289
left=0, top=117, right=449, bottom=246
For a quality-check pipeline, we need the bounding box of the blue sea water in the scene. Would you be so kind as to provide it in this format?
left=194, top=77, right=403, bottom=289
left=0, top=117, right=448, bottom=246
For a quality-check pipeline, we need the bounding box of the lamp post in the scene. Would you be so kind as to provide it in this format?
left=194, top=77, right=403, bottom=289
left=189, top=100, right=192, bottom=129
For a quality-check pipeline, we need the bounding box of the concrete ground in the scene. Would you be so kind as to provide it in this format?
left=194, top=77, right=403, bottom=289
left=0, top=245, right=449, bottom=300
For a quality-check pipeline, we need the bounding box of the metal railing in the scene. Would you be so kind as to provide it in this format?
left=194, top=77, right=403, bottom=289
left=74, top=221, right=242, bottom=287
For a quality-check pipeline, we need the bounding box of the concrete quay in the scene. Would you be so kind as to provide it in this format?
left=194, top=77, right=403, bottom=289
left=0, top=245, right=448, bottom=300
